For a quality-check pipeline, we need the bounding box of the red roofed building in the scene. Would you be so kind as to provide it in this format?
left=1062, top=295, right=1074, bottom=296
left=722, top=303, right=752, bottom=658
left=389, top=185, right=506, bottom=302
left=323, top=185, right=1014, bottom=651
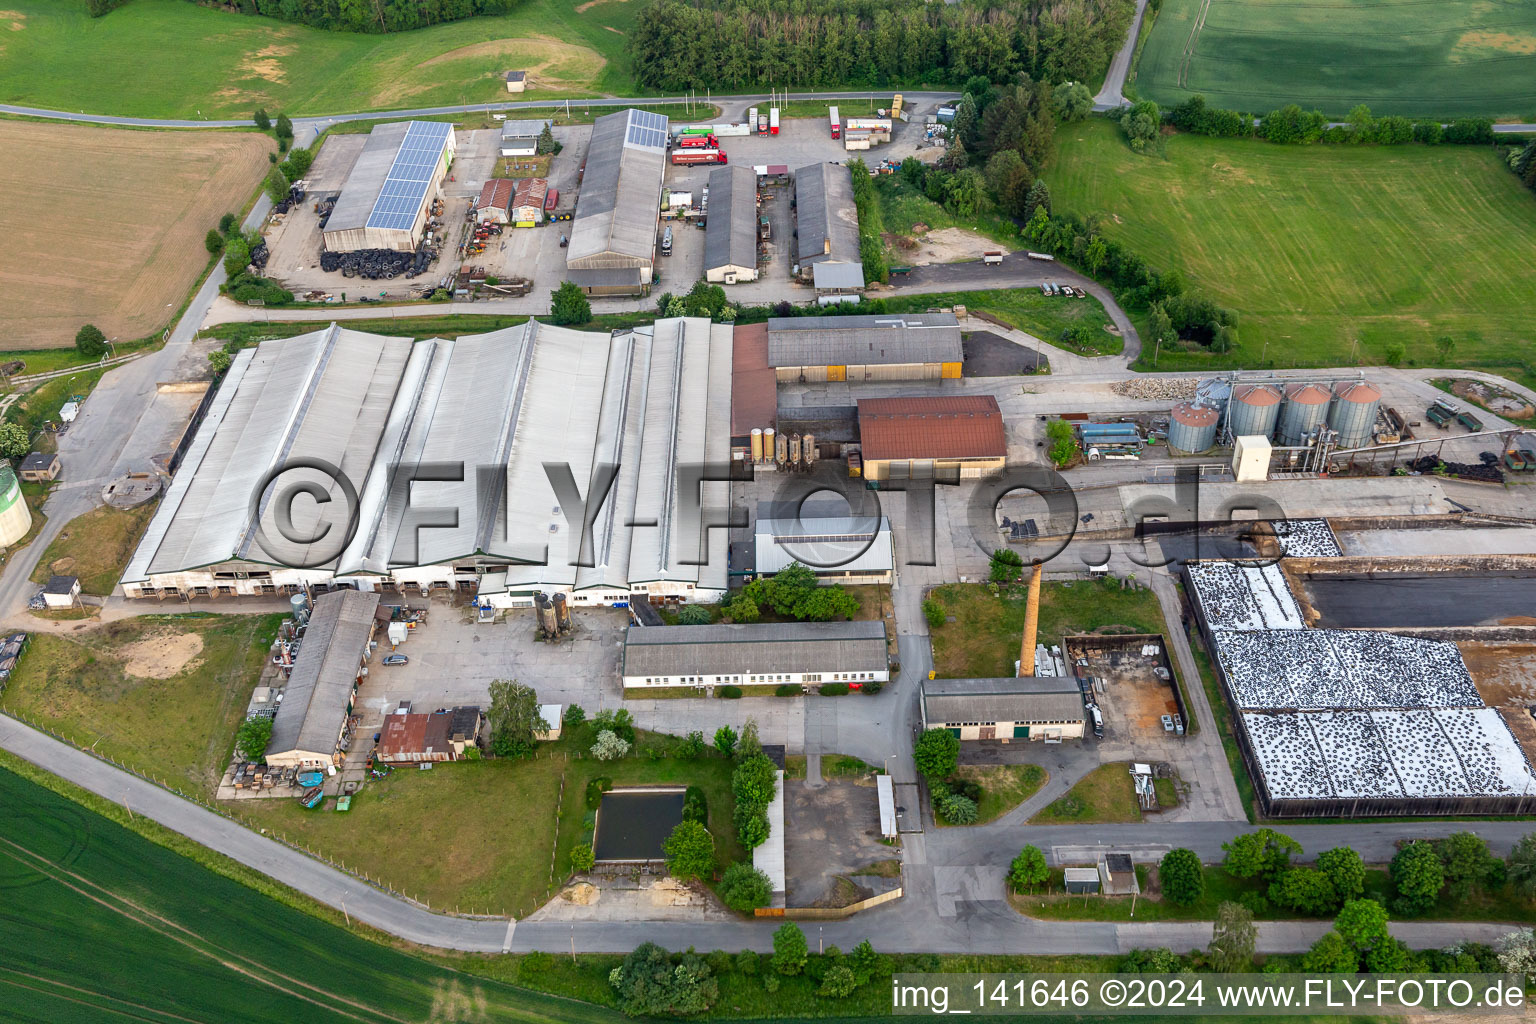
left=474, top=179, right=516, bottom=224
left=856, top=395, right=1007, bottom=481
left=377, top=706, right=483, bottom=764
left=509, top=177, right=549, bottom=225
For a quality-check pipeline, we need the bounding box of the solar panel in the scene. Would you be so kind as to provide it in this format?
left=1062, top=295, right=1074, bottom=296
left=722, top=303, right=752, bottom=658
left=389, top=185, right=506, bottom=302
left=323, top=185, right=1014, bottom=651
left=622, top=109, right=669, bottom=151
left=365, top=121, right=454, bottom=231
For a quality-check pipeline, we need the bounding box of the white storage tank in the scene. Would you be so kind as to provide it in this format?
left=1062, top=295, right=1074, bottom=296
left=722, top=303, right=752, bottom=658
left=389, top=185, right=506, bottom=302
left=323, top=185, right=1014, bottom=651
left=0, top=465, right=29, bottom=547
left=1331, top=380, right=1382, bottom=448
left=1168, top=402, right=1219, bottom=454
left=1227, top=384, right=1283, bottom=440
left=1278, top=382, right=1332, bottom=445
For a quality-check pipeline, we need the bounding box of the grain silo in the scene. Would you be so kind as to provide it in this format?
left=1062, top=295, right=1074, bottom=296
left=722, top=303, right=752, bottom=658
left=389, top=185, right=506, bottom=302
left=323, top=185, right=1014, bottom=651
left=1331, top=380, right=1382, bottom=448
left=1168, top=402, right=1219, bottom=454
left=763, top=427, right=775, bottom=464
left=1278, top=382, right=1332, bottom=445
left=1195, top=378, right=1231, bottom=417
left=0, top=465, right=29, bottom=547
left=1227, top=384, right=1283, bottom=440
left=750, top=428, right=764, bottom=462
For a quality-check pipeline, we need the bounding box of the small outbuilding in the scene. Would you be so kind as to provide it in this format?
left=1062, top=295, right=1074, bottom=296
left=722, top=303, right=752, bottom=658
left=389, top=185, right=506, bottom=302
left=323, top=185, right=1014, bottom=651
left=1063, top=867, right=1100, bottom=894
left=504, top=70, right=527, bottom=93
left=812, top=261, right=865, bottom=305
left=536, top=703, right=563, bottom=741
left=377, top=705, right=482, bottom=764
left=18, top=452, right=60, bottom=482
left=509, top=177, right=549, bottom=225
left=856, top=394, right=1006, bottom=482
left=474, top=178, right=515, bottom=224
left=41, top=575, right=80, bottom=609
left=499, top=118, right=548, bottom=157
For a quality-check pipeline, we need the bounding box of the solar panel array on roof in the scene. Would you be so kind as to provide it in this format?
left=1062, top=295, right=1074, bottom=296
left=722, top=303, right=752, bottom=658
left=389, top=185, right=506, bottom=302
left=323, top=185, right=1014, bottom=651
left=625, top=109, right=669, bottom=151
left=366, top=121, right=453, bottom=231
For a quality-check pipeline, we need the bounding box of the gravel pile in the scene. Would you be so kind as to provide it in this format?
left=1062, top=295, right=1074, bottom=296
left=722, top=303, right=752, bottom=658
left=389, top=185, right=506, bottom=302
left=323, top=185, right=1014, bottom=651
left=1110, top=378, right=1197, bottom=401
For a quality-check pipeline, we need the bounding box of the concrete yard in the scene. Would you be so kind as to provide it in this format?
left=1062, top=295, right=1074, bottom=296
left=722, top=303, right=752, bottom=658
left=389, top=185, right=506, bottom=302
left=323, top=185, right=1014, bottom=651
left=783, top=778, right=899, bottom=907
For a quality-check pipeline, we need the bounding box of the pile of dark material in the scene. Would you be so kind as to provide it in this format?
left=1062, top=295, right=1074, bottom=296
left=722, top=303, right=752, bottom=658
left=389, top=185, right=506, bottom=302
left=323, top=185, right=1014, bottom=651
left=248, top=241, right=269, bottom=271
left=318, top=248, right=419, bottom=279
left=273, top=183, right=307, bottom=215
left=1409, top=454, right=1503, bottom=483
left=316, top=195, right=337, bottom=228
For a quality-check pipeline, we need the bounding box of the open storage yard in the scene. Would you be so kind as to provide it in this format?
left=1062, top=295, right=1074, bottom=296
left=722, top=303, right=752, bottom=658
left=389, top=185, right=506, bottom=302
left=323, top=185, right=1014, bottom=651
left=1049, top=121, right=1536, bottom=375
left=1136, top=0, right=1536, bottom=119
left=0, top=120, right=269, bottom=349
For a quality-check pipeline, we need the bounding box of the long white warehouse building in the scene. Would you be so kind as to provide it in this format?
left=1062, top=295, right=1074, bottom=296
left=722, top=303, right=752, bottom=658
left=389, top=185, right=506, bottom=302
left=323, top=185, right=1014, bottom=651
left=121, top=318, right=732, bottom=606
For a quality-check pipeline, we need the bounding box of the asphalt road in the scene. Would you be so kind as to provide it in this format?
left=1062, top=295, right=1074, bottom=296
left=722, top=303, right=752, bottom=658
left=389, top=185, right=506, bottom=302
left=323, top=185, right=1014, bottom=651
left=1093, top=0, right=1150, bottom=110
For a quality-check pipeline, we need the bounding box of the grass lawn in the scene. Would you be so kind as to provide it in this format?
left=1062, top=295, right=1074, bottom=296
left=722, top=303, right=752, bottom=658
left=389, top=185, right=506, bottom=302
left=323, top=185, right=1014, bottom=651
left=883, top=288, right=1120, bottom=356
left=6, top=367, right=106, bottom=436
left=927, top=578, right=1168, bottom=679
left=0, top=0, right=648, bottom=119
left=952, top=763, right=1047, bottom=824
left=30, top=501, right=157, bottom=595
left=1153, top=774, right=1179, bottom=810
left=1136, top=0, right=1536, bottom=119
left=774, top=97, right=885, bottom=120
left=1049, top=120, right=1536, bottom=378
left=1031, top=762, right=1142, bottom=824
left=231, top=730, right=741, bottom=919
left=0, top=614, right=283, bottom=788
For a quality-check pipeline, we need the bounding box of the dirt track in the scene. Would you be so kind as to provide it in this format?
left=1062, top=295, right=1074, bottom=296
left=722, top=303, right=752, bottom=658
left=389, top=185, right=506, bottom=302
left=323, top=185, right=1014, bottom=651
left=0, top=121, right=269, bottom=348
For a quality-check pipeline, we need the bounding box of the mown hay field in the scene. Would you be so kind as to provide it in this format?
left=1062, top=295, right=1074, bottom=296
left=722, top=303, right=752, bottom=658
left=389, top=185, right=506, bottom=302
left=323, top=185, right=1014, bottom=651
left=1135, top=0, right=1536, bottom=120
left=1049, top=120, right=1536, bottom=373
left=0, top=120, right=268, bottom=348
left=0, top=0, right=635, bottom=119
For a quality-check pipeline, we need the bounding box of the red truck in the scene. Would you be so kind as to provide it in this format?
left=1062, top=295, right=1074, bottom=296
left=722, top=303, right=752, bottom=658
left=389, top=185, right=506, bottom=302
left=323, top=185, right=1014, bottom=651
left=670, top=148, right=728, bottom=165
left=544, top=187, right=559, bottom=212
left=677, top=133, right=719, bottom=149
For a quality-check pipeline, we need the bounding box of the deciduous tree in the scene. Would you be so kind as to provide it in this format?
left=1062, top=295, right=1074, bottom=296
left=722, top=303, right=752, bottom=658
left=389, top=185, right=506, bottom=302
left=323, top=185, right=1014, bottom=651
left=1008, top=845, right=1049, bottom=893
left=1390, top=841, right=1444, bottom=916
left=1207, top=901, right=1256, bottom=972
left=772, top=923, right=808, bottom=976
left=550, top=280, right=591, bottom=325
left=663, top=820, right=716, bottom=880
left=487, top=679, right=540, bottom=757
left=74, top=324, right=107, bottom=359
left=1159, top=848, right=1205, bottom=905
left=913, top=728, right=959, bottom=782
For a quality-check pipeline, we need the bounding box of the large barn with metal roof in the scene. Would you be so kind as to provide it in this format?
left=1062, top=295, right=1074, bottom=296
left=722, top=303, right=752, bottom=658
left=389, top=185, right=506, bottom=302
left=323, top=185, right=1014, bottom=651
left=566, top=108, right=669, bottom=296
left=766, top=313, right=963, bottom=383
left=121, top=317, right=732, bottom=605
left=322, top=121, right=456, bottom=252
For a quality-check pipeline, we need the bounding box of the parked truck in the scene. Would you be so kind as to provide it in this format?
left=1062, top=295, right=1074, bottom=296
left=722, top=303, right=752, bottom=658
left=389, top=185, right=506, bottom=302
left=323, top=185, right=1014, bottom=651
left=756, top=110, right=769, bottom=135
left=671, top=148, right=728, bottom=165
left=769, top=107, right=780, bottom=135
left=982, top=251, right=1003, bottom=266
left=678, top=133, right=719, bottom=149
left=829, top=106, right=840, bottom=139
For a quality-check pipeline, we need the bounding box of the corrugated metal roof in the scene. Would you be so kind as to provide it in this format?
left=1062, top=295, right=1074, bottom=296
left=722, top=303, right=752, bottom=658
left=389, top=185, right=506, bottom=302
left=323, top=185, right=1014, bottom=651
left=794, top=163, right=858, bottom=266
left=812, top=262, right=865, bottom=290
left=704, top=164, right=757, bottom=274
left=922, top=677, right=1085, bottom=725
left=568, top=267, right=646, bottom=289
left=857, top=395, right=1005, bottom=462
left=568, top=109, right=667, bottom=268
left=475, top=178, right=514, bottom=212
left=325, top=121, right=452, bottom=235
left=501, top=118, right=548, bottom=139
left=511, top=177, right=548, bottom=212
left=753, top=516, right=893, bottom=575
left=267, top=590, right=378, bottom=758
left=767, top=314, right=961, bottom=368
left=622, top=620, right=887, bottom=677
left=379, top=710, right=453, bottom=759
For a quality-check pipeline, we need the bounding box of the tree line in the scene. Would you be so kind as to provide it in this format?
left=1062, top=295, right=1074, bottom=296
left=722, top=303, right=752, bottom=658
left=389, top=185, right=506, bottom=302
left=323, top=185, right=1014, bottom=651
left=628, top=0, right=1135, bottom=91
left=1163, top=95, right=1496, bottom=147
left=87, top=0, right=526, bottom=32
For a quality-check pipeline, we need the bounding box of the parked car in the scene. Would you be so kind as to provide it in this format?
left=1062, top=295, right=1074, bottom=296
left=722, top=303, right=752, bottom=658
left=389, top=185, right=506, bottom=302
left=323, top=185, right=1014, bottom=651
left=383, top=654, right=408, bottom=666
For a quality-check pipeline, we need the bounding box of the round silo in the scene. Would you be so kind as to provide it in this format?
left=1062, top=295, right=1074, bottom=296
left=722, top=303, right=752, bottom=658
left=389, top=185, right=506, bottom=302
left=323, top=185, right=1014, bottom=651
left=1226, top=384, right=1283, bottom=440
left=1168, top=402, right=1219, bottom=454
left=0, top=465, right=29, bottom=547
left=1278, top=382, right=1332, bottom=445
left=1331, top=380, right=1381, bottom=449
left=750, top=428, right=763, bottom=462
left=803, top=433, right=817, bottom=465
left=762, top=427, right=775, bottom=464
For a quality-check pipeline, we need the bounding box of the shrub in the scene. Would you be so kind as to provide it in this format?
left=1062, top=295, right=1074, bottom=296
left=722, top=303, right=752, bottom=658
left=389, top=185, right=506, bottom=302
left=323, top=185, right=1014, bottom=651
left=590, top=730, right=630, bottom=761
left=719, top=862, right=773, bottom=912
left=913, top=728, right=959, bottom=781
left=1159, top=848, right=1205, bottom=906
left=663, top=820, right=716, bottom=880
left=735, top=949, right=759, bottom=975
left=584, top=776, right=612, bottom=808
left=234, top=717, right=272, bottom=762
left=1390, top=841, right=1444, bottom=916
left=218, top=212, right=237, bottom=235
left=677, top=731, right=705, bottom=760
left=861, top=678, right=884, bottom=694
left=563, top=704, right=587, bottom=729
left=677, top=604, right=712, bottom=625
left=718, top=685, right=743, bottom=699
left=713, top=725, right=737, bottom=757
left=550, top=280, right=591, bottom=325
left=1008, top=845, right=1049, bottom=893
left=682, top=785, right=708, bottom=825
left=775, top=684, right=799, bottom=697
left=818, top=682, right=850, bottom=696
left=205, top=229, right=225, bottom=254
left=818, top=964, right=857, bottom=998
left=609, top=942, right=718, bottom=1017
left=570, top=844, right=595, bottom=872
left=922, top=598, right=945, bottom=630
left=772, top=923, right=808, bottom=975
left=938, top=793, right=978, bottom=825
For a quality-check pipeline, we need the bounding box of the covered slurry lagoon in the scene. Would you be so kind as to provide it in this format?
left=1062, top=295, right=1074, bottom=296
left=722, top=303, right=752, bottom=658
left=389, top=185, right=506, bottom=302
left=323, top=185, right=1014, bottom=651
left=1184, top=517, right=1536, bottom=818
left=592, top=788, right=685, bottom=864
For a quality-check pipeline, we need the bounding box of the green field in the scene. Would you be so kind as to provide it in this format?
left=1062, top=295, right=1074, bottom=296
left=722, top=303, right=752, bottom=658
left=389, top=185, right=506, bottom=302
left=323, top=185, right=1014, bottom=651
left=1049, top=120, right=1536, bottom=374
left=1136, top=0, right=1536, bottom=119
left=0, top=764, right=630, bottom=1023
left=0, top=0, right=643, bottom=119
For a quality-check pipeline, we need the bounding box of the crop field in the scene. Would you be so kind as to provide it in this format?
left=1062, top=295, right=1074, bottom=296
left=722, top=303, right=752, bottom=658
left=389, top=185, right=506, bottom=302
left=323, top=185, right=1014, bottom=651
left=0, top=0, right=640, bottom=119
left=0, top=766, right=628, bottom=1024
left=1049, top=120, right=1536, bottom=373
left=1135, top=0, right=1536, bottom=119
left=0, top=120, right=267, bottom=349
